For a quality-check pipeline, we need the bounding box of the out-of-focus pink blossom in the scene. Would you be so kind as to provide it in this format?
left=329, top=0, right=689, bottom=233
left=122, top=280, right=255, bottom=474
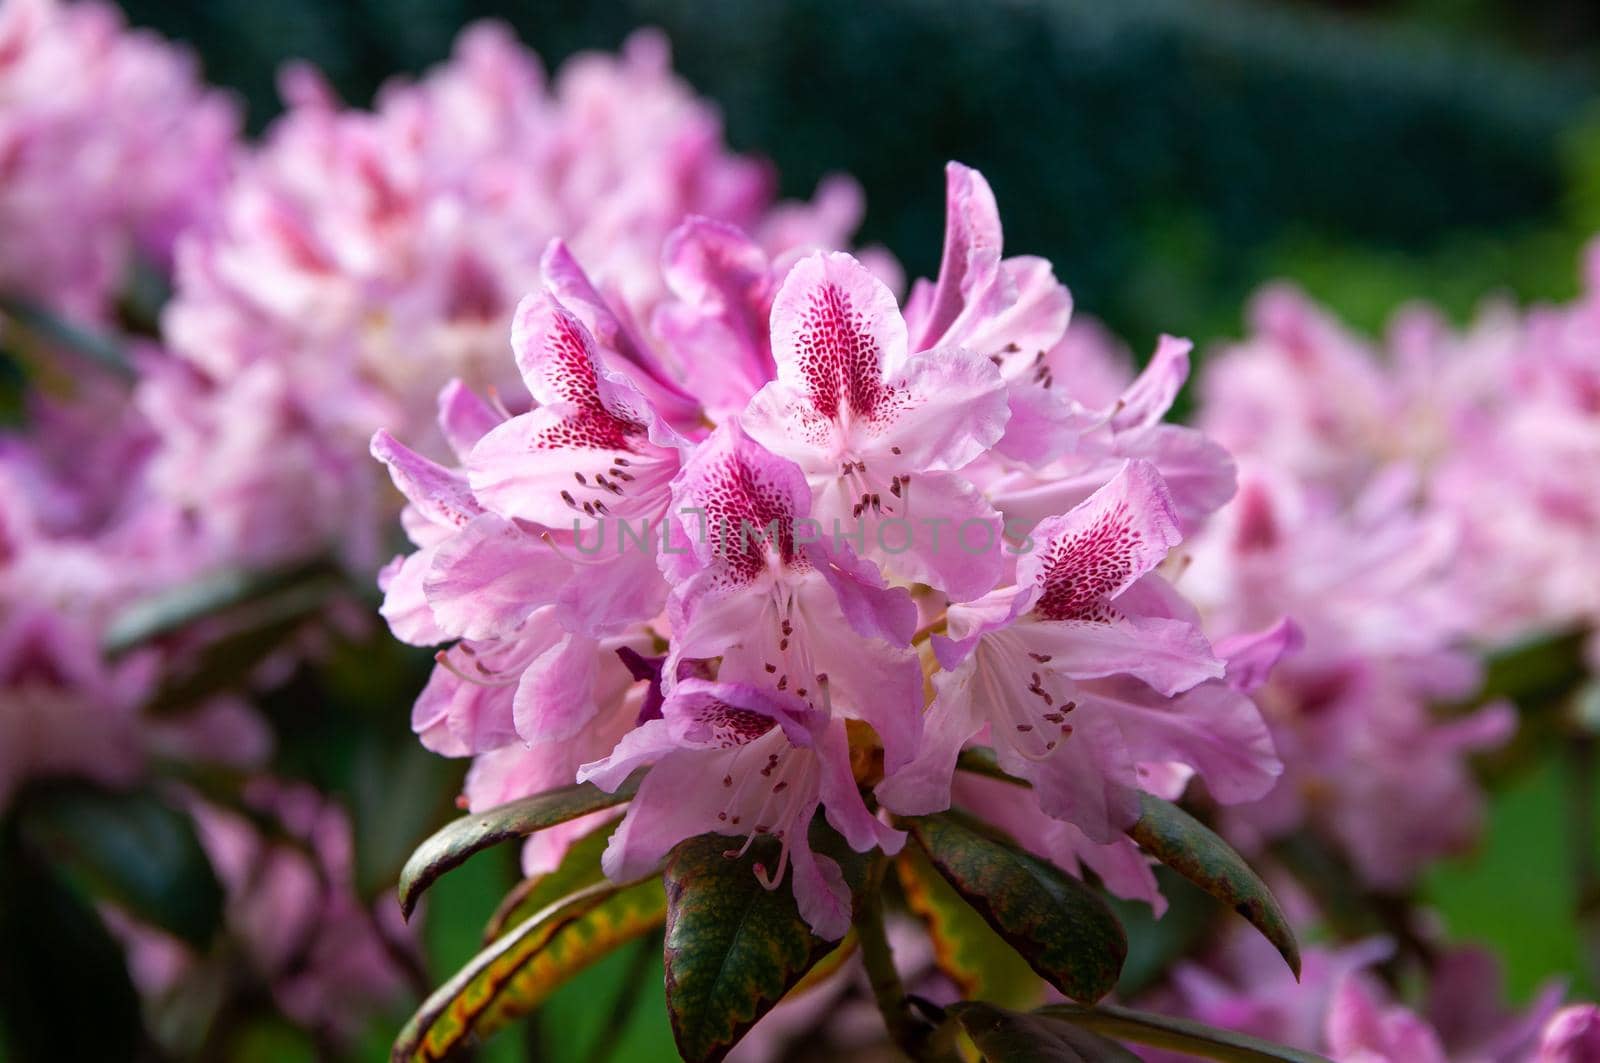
left=1143, top=929, right=1573, bottom=1063
left=0, top=0, right=237, bottom=321
left=1184, top=465, right=1512, bottom=886
left=111, top=780, right=416, bottom=1044
left=1197, top=269, right=1600, bottom=661
left=157, top=23, right=871, bottom=573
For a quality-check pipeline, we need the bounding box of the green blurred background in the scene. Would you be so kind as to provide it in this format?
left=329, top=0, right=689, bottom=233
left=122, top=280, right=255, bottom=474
left=98, top=1, right=1600, bottom=1058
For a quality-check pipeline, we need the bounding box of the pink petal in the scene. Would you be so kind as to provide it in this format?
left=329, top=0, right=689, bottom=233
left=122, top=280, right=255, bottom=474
left=1092, top=677, right=1281, bottom=806
left=789, top=841, right=852, bottom=941
left=423, top=513, right=570, bottom=640
left=436, top=380, right=504, bottom=462
left=867, top=345, right=1009, bottom=473
left=665, top=421, right=811, bottom=579
left=817, top=719, right=904, bottom=855
left=770, top=251, right=909, bottom=418
left=512, top=631, right=606, bottom=746
left=875, top=666, right=987, bottom=816
left=371, top=429, right=482, bottom=532
left=1215, top=618, right=1303, bottom=693
left=1018, top=460, right=1184, bottom=620
left=853, top=470, right=1004, bottom=602
left=1112, top=334, right=1192, bottom=431
left=910, top=161, right=1006, bottom=351
left=1018, top=614, right=1222, bottom=697
left=378, top=549, right=448, bottom=646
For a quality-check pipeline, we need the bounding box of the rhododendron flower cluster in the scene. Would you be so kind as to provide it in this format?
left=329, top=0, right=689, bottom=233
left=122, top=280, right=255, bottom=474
left=150, top=22, right=879, bottom=573
left=0, top=0, right=236, bottom=322
left=376, top=162, right=1281, bottom=937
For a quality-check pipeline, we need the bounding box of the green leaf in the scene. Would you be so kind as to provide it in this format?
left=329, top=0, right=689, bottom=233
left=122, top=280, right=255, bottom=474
left=395, top=877, right=667, bottom=1063
left=1037, top=1003, right=1330, bottom=1063
left=1126, top=794, right=1300, bottom=978
left=895, top=846, right=1042, bottom=1007
left=952, top=1002, right=1142, bottom=1062
left=103, top=559, right=341, bottom=656
left=398, top=775, right=641, bottom=919
left=0, top=293, right=134, bottom=380
left=663, top=825, right=871, bottom=1063
left=0, top=836, right=145, bottom=1061
left=906, top=813, right=1126, bottom=1003
left=484, top=821, right=615, bottom=942
left=21, top=785, right=223, bottom=948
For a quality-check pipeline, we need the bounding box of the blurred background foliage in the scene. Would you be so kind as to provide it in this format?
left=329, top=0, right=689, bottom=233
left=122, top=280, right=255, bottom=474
left=84, top=0, right=1600, bottom=1057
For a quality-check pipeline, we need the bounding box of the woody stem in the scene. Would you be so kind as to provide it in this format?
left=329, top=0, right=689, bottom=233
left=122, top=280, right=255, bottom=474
left=855, top=853, right=943, bottom=1061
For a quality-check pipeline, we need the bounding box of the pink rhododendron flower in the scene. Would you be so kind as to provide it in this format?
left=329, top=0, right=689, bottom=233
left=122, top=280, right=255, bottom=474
left=0, top=0, right=237, bottom=321
left=742, top=250, right=1011, bottom=600
left=876, top=460, right=1278, bottom=842
left=582, top=678, right=903, bottom=939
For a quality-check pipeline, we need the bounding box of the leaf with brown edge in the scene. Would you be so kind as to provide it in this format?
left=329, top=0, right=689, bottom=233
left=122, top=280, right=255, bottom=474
left=906, top=813, right=1125, bottom=1003
left=951, top=1002, right=1143, bottom=1062
left=1037, top=1002, right=1330, bottom=1063
left=398, top=774, right=641, bottom=920
left=663, top=823, right=873, bottom=1062
left=1126, top=794, right=1300, bottom=978
left=393, top=876, right=667, bottom=1062
left=896, top=845, right=1041, bottom=1008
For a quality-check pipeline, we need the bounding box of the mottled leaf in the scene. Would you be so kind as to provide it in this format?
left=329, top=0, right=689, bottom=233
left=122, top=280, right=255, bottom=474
left=1127, top=794, right=1300, bottom=977
left=952, top=1001, right=1142, bottom=1062
left=394, top=876, right=666, bottom=1062
left=1038, top=1003, right=1330, bottom=1063
left=398, top=774, right=641, bottom=919
left=663, top=824, right=872, bottom=1063
left=896, top=846, right=1041, bottom=1007
left=907, top=813, right=1126, bottom=1003
left=21, top=785, right=222, bottom=948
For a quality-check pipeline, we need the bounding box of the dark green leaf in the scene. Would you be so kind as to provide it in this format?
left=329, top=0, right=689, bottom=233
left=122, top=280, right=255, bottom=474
left=907, top=813, right=1126, bottom=1003
left=1127, top=794, right=1300, bottom=978
left=952, top=1002, right=1142, bottom=1062
left=895, top=846, right=1041, bottom=1007
left=395, top=877, right=667, bottom=1062
left=663, top=824, right=871, bottom=1063
left=21, top=785, right=223, bottom=947
left=0, top=836, right=145, bottom=1061
left=398, top=774, right=642, bottom=919
left=1038, top=1003, right=1331, bottom=1063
